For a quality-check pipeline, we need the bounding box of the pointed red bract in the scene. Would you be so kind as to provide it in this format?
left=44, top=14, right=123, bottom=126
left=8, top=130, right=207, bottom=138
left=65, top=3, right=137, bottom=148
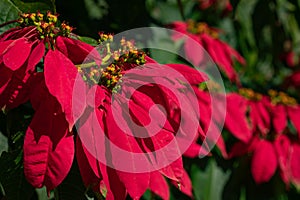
left=117, top=171, right=150, bottom=199
left=3, top=38, right=32, bottom=71
left=0, top=64, right=12, bottom=94
left=171, top=21, right=245, bottom=83
left=76, top=137, right=100, bottom=188
left=56, top=36, right=96, bottom=64
left=274, top=134, right=291, bottom=185
left=271, top=104, right=287, bottom=134
left=149, top=171, right=170, bottom=200
left=290, top=143, right=300, bottom=187
left=44, top=49, right=86, bottom=130
left=288, top=106, right=300, bottom=139
left=225, top=93, right=252, bottom=143
left=171, top=169, right=193, bottom=197
left=0, top=41, right=44, bottom=110
left=100, top=164, right=127, bottom=200
left=166, top=63, right=208, bottom=84
left=23, top=77, right=74, bottom=191
left=184, top=35, right=206, bottom=66
left=249, top=99, right=270, bottom=134
left=251, top=140, right=277, bottom=184
left=202, top=34, right=240, bottom=82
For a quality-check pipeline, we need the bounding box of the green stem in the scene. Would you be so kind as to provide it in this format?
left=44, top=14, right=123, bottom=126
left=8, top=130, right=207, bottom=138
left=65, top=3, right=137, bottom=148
left=54, top=188, right=60, bottom=200
left=51, top=0, right=57, bottom=14
left=76, top=62, right=97, bottom=69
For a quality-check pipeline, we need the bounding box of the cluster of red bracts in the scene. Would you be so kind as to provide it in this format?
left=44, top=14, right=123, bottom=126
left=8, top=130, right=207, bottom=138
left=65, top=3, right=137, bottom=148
left=225, top=89, right=300, bottom=187
left=0, top=13, right=215, bottom=199
left=1, top=9, right=300, bottom=200
left=170, top=20, right=246, bottom=85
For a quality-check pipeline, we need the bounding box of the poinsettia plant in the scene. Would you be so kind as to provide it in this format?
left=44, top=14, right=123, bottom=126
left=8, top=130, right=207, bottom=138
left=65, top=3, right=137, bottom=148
left=1, top=0, right=300, bottom=200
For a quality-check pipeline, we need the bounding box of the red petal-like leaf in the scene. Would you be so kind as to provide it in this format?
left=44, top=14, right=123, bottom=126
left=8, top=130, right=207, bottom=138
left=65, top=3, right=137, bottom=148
left=24, top=80, right=74, bottom=191
left=0, top=66, right=30, bottom=110
left=27, top=41, right=45, bottom=71
left=288, top=106, right=300, bottom=139
left=290, top=143, right=300, bottom=187
left=249, top=99, right=270, bottom=134
left=113, top=88, right=184, bottom=182
left=270, top=104, right=287, bottom=134
left=24, top=110, right=73, bottom=190
left=184, top=35, right=206, bottom=67
left=274, top=134, right=291, bottom=185
left=77, top=108, right=105, bottom=179
left=76, top=136, right=101, bottom=188
left=44, top=49, right=86, bottom=130
left=24, top=127, right=74, bottom=191
left=201, top=34, right=239, bottom=82
left=104, top=102, right=151, bottom=199
left=3, top=38, right=31, bottom=71
left=225, top=93, right=252, bottom=143
left=171, top=169, right=193, bottom=197
left=0, top=40, right=13, bottom=55
left=149, top=171, right=169, bottom=200
left=166, top=63, right=208, bottom=85
left=183, top=142, right=202, bottom=158
left=0, top=64, right=13, bottom=94
left=56, top=36, right=97, bottom=64
left=100, top=164, right=127, bottom=200
left=251, top=140, right=277, bottom=184
left=117, top=171, right=150, bottom=199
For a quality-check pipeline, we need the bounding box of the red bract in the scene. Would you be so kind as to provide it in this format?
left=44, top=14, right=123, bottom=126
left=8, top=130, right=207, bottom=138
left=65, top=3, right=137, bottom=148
left=225, top=90, right=270, bottom=143
left=75, top=57, right=207, bottom=198
left=0, top=16, right=211, bottom=198
left=0, top=27, right=45, bottom=110
left=193, top=88, right=228, bottom=158
left=268, top=90, right=300, bottom=137
left=251, top=140, right=277, bottom=183
left=23, top=73, right=74, bottom=192
left=44, top=48, right=86, bottom=130
left=0, top=12, right=96, bottom=191
left=227, top=89, right=300, bottom=186
left=170, top=21, right=245, bottom=83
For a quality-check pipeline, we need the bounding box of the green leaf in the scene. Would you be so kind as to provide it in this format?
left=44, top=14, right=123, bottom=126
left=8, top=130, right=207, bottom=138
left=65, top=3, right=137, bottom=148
left=0, top=0, right=20, bottom=34
left=235, top=0, right=259, bottom=49
left=0, top=150, right=35, bottom=200
left=77, top=36, right=99, bottom=46
left=0, top=132, right=8, bottom=155
left=83, top=0, right=108, bottom=20
left=0, top=0, right=55, bottom=34
left=148, top=27, right=182, bottom=64
left=53, top=160, right=91, bottom=200
left=191, top=159, right=230, bottom=200
left=146, top=0, right=183, bottom=24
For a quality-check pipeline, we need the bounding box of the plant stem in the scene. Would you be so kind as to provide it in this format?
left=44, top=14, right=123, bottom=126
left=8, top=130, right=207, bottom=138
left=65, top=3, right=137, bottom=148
left=0, top=20, right=18, bottom=28
left=51, top=0, right=57, bottom=14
